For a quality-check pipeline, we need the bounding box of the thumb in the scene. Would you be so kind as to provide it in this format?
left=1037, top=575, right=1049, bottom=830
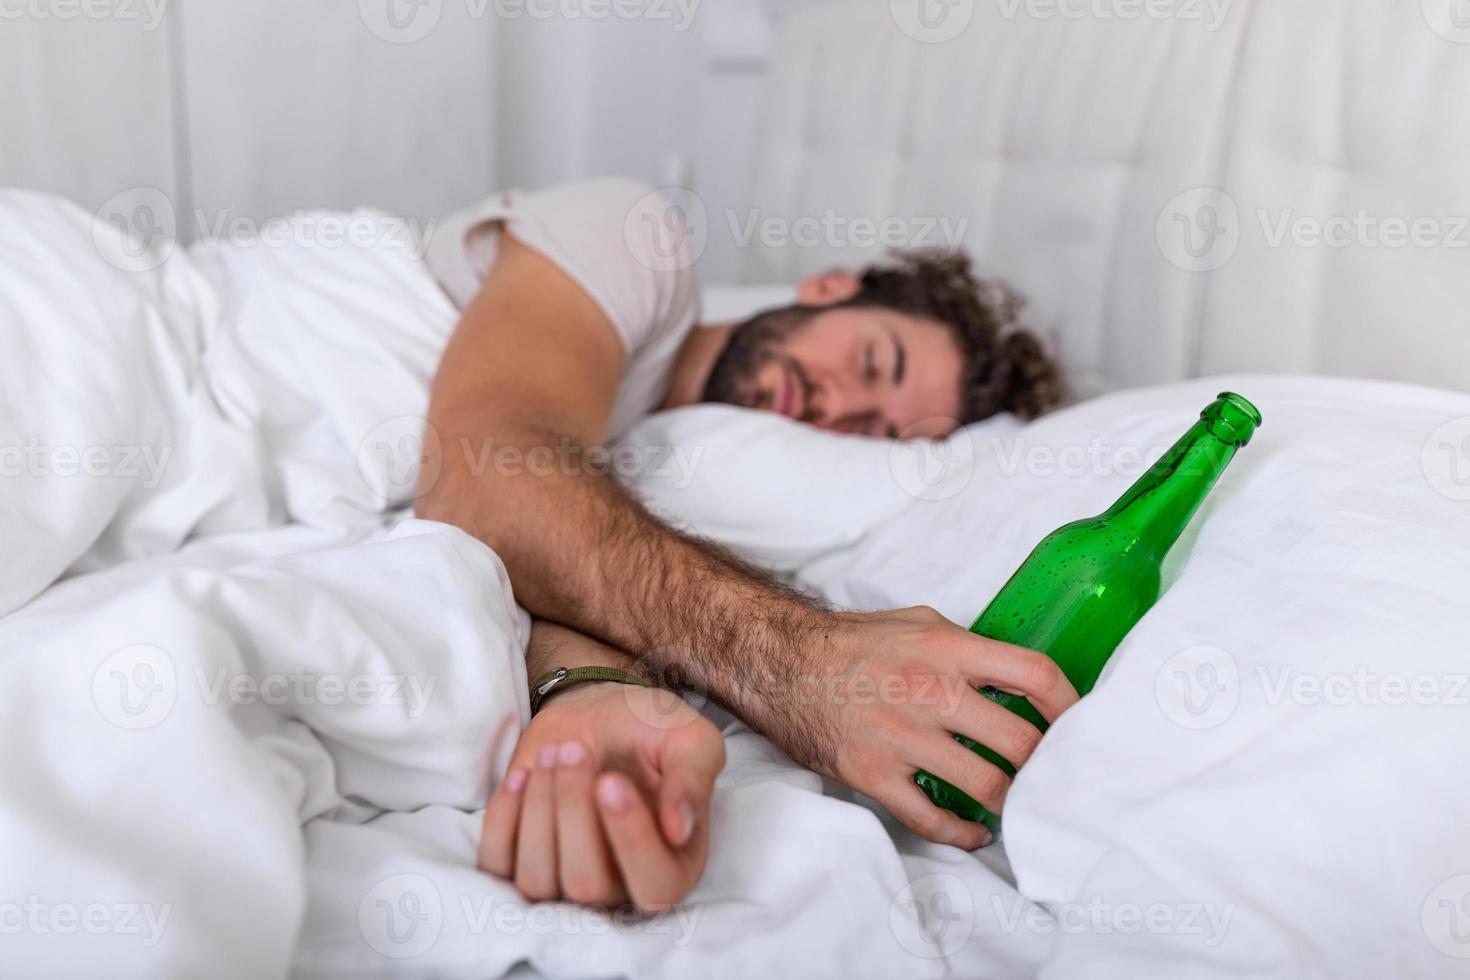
left=655, top=726, right=725, bottom=849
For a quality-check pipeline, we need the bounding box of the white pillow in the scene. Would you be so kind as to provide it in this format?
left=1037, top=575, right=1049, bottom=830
left=619, top=403, right=1020, bottom=574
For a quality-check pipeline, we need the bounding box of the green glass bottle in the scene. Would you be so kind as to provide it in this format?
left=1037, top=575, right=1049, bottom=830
left=915, top=392, right=1262, bottom=831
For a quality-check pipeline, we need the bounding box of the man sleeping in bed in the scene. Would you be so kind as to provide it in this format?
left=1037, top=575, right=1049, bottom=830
left=416, top=177, right=1078, bottom=912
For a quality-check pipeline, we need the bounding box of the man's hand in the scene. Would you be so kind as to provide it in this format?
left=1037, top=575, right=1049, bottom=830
left=478, top=682, right=726, bottom=912
left=752, top=606, right=1079, bottom=851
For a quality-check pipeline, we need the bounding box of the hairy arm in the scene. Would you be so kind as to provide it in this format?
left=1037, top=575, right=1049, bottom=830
left=418, top=233, right=1077, bottom=849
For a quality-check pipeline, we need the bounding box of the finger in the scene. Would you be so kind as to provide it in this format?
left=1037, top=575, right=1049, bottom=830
left=655, top=727, right=726, bottom=849
left=596, top=773, right=689, bottom=913
left=955, top=635, right=1079, bottom=723
left=946, top=691, right=1045, bottom=770
left=553, top=741, right=625, bottom=907
left=874, top=778, right=992, bottom=850
left=906, top=732, right=1013, bottom=816
left=513, top=743, right=560, bottom=902
left=477, top=765, right=529, bottom=878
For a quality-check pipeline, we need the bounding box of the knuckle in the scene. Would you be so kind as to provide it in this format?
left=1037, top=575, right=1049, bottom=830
left=971, top=766, right=1010, bottom=804
left=562, top=874, right=612, bottom=907
left=1000, top=722, right=1043, bottom=761
left=904, top=806, right=947, bottom=842
left=514, top=873, right=556, bottom=904
left=632, top=884, right=683, bottom=913
left=1016, top=653, right=1063, bottom=692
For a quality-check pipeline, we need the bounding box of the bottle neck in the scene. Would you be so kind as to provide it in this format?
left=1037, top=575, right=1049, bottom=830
left=1102, top=419, right=1239, bottom=555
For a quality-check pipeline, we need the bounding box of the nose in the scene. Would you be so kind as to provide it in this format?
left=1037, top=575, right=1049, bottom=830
left=808, top=374, right=881, bottom=432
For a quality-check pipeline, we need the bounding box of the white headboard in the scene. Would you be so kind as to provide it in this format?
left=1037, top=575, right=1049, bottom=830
left=743, top=0, right=1470, bottom=397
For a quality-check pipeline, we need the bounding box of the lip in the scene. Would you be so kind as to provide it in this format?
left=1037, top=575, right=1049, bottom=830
left=775, top=363, right=807, bottom=419
left=775, top=366, right=795, bottom=418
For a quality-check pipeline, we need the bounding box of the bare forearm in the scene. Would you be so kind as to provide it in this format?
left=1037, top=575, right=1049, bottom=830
left=420, top=423, right=835, bottom=763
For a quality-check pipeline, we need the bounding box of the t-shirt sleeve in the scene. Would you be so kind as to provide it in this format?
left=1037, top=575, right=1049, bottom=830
left=425, top=177, right=702, bottom=356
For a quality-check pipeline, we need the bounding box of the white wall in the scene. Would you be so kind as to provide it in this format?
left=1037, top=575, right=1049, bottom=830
left=0, top=0, right=498, bottom=238
left=0, top=0, right=801, bottom=281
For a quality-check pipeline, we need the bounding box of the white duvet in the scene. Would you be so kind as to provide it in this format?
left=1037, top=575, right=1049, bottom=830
left=1, top=190, right=1467, bottom=979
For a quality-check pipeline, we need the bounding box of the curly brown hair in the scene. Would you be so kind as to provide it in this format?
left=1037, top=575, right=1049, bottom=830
left=847, top=250, right=1065, bottom=422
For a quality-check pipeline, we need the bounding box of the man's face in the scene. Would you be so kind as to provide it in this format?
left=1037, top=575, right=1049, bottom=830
left=703, top=305, right=966, bottom=440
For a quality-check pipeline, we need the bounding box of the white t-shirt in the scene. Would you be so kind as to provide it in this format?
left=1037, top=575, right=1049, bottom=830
left=422, top=177, right=702, bottom=440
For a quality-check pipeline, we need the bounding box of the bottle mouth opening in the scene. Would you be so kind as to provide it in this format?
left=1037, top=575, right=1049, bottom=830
left=1202, top=391, right=1263, bottom=446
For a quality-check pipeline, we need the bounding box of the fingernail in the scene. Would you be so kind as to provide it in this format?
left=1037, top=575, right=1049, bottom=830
left=978, top=828, right=994, bottom=848
left=597, top=776, right=628, bottom=811
left=676, top=801, right=696, bottom=845
left=558, top=741, right=586, bottom=766
left=538, top=744, right=559, bottom=769
left=504, top=767, right=528, bottom=792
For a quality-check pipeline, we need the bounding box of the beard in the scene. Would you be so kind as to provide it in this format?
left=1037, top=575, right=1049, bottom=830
left=700, top=305, right=814, bottom=412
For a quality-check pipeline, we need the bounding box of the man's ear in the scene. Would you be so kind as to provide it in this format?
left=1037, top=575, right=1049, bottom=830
left=796, top=272, right=861, bottom=306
